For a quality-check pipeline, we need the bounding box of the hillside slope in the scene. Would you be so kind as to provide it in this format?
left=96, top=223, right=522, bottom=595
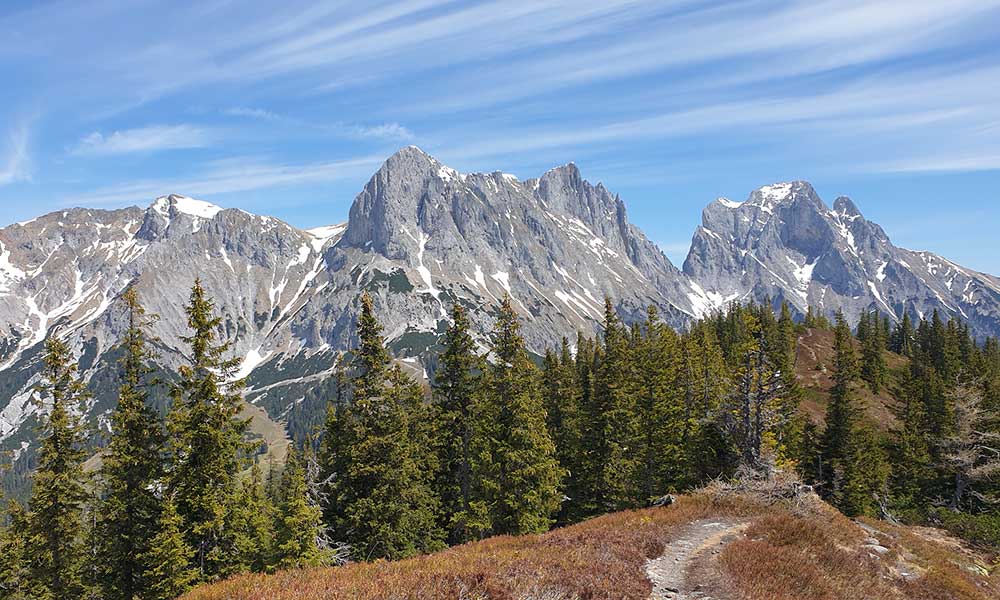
left=794, top=327, right=908, bottom=428
left=182, top=483, right=998, bottom=600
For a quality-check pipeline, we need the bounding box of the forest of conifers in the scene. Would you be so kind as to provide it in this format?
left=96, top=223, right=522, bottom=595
left=1, top=281, right=998, bottom=600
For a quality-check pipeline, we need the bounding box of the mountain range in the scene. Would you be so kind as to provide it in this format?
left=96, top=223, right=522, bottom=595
left=2, top=145, right=999, bottom=494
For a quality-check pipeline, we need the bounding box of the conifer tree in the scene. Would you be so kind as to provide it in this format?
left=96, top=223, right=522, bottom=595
left=773, top=301, right=803, bottom=464
left=542, top=337, right=586, bottom=523
left=167, top=279, right=251, bottom=580
left=96, top=288, right=166, bottom=600
left=432, top=303, right=487, bottom=543
left=326, top=292, right=443, bottom=560
left=478, top=296, right=562, bottom=534
left=860, top=310, right=887, bottom=394
left=820, top=313, right=860, bottom=503
left=891, top=312, right=915, bottom=356
left=140, top=497, right=196, bottom=600
left=581, top=298, right=641, bottom=512
left=889, top=372, right=934, bottom=509
left=840, top=423, right=890, bottom=517
left=634, top=306, right=682, bottom=498
left=228, top=463, right=273, bottom=574
left=0, top=501, right=32, bottom=600
left=25, top=337, right=90, bottom=600
left=678, top=321, right=729, bottom=483
left=271, top=447, right=325, bottom=569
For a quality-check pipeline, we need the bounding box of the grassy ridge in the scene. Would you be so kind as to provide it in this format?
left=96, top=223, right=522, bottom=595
left=183, top=489, right=998, bottom=600
left=183, top=494, right=752, bottom=600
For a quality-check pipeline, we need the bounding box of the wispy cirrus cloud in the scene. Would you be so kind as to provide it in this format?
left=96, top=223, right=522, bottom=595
left=72, top=125, right=211, bottom=156
left=224, top=106, right=414, bottom=141
left=62, top=153, right=385, bottom=208
left=0, top=121, right=31, bottom=186
left=223, top=107, right=281, bottom=121
left=350, top=122, right=414, bottom=141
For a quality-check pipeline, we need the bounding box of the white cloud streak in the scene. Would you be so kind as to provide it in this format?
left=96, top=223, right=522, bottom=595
left=0, top=122, right=31, bottom=186
left=72, top=125, right=211, bottom=156
left=62, top=154, right=385, bottom=207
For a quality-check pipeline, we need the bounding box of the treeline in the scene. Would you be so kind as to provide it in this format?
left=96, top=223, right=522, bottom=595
left=2, top=285, right=999, bottom=600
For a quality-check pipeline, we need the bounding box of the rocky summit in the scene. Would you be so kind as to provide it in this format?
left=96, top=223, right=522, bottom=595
left=1, top=147, right=998, bottom=495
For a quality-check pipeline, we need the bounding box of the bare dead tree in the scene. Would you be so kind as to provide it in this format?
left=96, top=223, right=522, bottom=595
left=303, top=436, right=351, bottom=565
left=938, top=384, right=1000, bottom=510
left=720, top=333, right=784, bottom=474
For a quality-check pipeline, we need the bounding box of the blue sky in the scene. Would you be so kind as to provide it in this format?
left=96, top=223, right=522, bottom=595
left=2, top=0, right=1000, bottom=273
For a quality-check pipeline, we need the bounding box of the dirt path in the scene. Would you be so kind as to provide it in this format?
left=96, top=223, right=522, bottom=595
left=646, top=519, right=748, bottom=600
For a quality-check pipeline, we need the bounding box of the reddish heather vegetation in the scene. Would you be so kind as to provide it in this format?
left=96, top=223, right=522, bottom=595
left=183, top=489, right=998, bottom=600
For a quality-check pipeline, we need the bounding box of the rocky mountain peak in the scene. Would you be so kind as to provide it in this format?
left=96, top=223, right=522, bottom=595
left=150, top=194, right=224, bottom=219
left=833, top=196, right=862, bottom=218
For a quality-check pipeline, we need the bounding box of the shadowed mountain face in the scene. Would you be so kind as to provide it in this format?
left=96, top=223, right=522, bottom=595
left=2, top=147, right=998, bottom=495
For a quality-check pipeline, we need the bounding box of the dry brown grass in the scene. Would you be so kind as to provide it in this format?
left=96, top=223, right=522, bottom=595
left=720, top=511, right=900, bottom=600
left=184, top=482, right=998, bottom=600
left=183, top=494, right=756, bottom=600
left=719, top=505, right=998, bottom=600
left=795, top=328, right=904, bottom=429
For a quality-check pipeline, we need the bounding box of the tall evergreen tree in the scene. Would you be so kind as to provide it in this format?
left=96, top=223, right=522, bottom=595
left=25, top=337, right=90, bottom=600
left=634, top=306, right=682, bottom=499
left=167, top=279, right=251, bottom=580
left=860, top=310, right=887, bottom=394
left=773, top=301, right=804, bottom=465
left=820, top=313, right=860, bottom=504
left=581, top=298, right=640, bottom=512
left=542, top=338, right=585, bottom=523
left=325, top=292, right=443, bottom=560
left=840, top=423, right=890, bottom=517
left=140, top=497, right=196, bottom=600
left=96, top=288, right=166, bottom=600
left=890, top=312, right=915, bottom=357
left=432, top=304, right=487, bottom=543
left=228, top=463, right=273, bottom=574
left=0, top=501, right=32, bottom=600
left=478, top=296, right=562, bottom=534
left=889, top=371, right=934, bottom=509
left=271, top=447, right=324, bottom=569
left=678, top=321, right=729, bottom=483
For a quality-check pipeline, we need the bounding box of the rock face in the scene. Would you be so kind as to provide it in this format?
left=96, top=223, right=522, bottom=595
left=2, top=148, right=998, bottom=496
left=683, top=181, right=1000, bottom=337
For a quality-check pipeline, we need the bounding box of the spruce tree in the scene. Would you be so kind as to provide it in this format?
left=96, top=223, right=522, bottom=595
left=271, top=447, right=324, bottom=569
left=432, top=303, right=487, bottom=543
left=167, top=279, right=251, bottom=580
left=0, top=501, right=32, bottom=600
left=96, top=288, right=166, bottom=600
left=773, top=301, right=803, bottom=464
left=478, top=295, right=562, bottom=534
left=889, top=372, right=934, bottom=509
left=327, top=292, right=443, bottom=560
left=634, top=306, right=682, bottom=499
left=860, top=310, right=887, bottom=394
left=140, top=497, right=196, bottom=600
left=820, top=313, right=860, bottom=503
left=581, top=298, right=640, bottom=512
left=542, top=337, right=585, bottom=523
left=840, top=423, right=890, bottom=517
left=228, top=463, right=273, bottom=574
left=25, top=337, right=90, bottom=600
left=678, top=321, right=729, bottom=483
